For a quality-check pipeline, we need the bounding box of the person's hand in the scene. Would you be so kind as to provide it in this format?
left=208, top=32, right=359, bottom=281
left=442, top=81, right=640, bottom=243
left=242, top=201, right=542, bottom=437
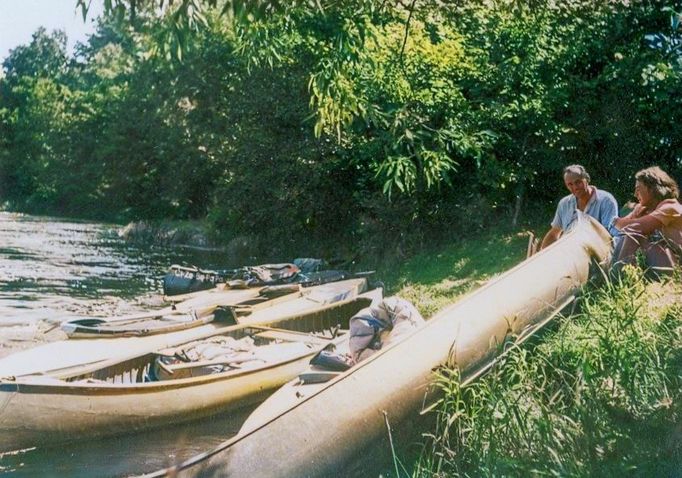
left=631, top=203, right=649, bottom=218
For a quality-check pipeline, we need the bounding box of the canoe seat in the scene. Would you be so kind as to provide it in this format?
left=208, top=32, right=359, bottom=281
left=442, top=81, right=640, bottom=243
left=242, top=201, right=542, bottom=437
left=298, top=369, right=341, bottom=384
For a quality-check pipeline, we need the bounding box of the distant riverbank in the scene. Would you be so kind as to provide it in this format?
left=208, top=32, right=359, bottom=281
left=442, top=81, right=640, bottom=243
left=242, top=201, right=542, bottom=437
left=119, top=220, right=215, bottom=249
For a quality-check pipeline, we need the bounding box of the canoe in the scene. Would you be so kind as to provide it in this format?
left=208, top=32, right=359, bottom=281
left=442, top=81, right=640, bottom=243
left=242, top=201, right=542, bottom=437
left=0, top=289, right=382, bottom=453
left=0, top=278, right=369, bottom=378
left=144, top=213, right=612, bottom=478
left=162, top=261, right=370, bottom=297
left=60, top=305, right=222, bottom=338
left=163, top=280, right=299, bottom=305
left=61, top=284, right=303, bottom=339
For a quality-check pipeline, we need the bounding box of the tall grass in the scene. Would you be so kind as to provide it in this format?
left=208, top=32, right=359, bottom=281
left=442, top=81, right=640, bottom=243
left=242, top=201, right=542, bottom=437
left=414, top=267, right=682, bottom=477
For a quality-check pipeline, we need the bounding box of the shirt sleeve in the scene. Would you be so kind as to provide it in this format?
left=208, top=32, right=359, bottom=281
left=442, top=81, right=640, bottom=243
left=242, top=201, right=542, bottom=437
left=551, top=204, right=562, bottom=229
left=651, top=203, right=681, bottom=226
left=601, top=195, right=619, bottom=236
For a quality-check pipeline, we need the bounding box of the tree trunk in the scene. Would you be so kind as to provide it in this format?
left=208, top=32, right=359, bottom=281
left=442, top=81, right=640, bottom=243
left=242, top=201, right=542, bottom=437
left=512, top=183, right=524, bottom=228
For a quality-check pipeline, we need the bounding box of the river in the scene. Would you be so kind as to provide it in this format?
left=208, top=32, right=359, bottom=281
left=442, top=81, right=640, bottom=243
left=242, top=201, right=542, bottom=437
left=0, top=212, right=256, bottom=477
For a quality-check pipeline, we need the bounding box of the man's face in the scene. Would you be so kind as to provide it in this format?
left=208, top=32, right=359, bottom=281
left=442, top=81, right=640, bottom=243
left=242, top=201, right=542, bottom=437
left=563, top=173, right=590, bottom=200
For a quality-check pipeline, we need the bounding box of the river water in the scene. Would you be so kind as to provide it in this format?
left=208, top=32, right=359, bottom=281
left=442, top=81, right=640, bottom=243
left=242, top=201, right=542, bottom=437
left=0, top=212, right=255, bottom=477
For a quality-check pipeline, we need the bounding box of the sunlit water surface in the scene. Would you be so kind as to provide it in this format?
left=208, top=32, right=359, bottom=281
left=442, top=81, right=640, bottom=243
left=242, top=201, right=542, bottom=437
left=0, top=212, right=251, bottom=477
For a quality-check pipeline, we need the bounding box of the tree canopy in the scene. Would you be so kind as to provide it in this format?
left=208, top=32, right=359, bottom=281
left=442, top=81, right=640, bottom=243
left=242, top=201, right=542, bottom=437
left=1, top=0, right=681, bottom=259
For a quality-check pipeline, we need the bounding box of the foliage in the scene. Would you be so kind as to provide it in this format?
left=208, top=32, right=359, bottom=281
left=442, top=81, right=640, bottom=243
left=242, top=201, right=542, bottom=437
left=1, top=1, right=682, bottom=259
left=416, top=267, right=682, bottom=476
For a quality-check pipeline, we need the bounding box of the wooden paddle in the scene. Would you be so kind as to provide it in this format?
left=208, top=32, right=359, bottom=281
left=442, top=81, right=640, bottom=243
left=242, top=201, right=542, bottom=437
left=526, top=232, right=539, bottom=258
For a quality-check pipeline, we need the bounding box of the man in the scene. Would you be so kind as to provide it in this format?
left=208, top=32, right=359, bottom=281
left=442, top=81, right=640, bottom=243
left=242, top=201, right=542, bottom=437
left=540, top=164, right=618, bottom=250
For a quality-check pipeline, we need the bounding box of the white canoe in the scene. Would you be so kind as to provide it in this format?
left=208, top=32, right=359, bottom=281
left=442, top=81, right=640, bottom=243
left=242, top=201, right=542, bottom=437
left=0, top=278, right=369, bottom=378
left=60, top=283, right=306, bottom=338
left=143, top=213, right=612, bottom=478
left=0, top=291, right=381, bottom=453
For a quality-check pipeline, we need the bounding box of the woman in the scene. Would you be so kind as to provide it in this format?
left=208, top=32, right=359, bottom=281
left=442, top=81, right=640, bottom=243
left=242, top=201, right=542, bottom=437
left=612, top=166, right=682, bottom=273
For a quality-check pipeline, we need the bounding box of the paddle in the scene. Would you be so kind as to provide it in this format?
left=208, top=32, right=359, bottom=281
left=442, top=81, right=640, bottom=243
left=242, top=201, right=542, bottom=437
left=64, top=305, right=216, bottom=325
left=526, top=231, right=539, bottom=258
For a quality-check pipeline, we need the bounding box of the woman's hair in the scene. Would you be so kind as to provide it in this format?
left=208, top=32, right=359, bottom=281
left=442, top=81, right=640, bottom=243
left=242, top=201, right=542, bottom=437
left=563, top=164, right=590, bottom=181
left=635, top=166, right=679, bottom=200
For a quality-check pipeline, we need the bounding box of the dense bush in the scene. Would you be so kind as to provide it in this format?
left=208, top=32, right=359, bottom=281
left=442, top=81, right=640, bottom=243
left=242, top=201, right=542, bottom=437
left=1, top=1, right=681, bottom=259
left=417, top=267, right=682, bottom=476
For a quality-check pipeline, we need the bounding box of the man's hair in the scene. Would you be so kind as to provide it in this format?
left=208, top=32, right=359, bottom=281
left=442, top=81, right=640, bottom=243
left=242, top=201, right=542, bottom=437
left=563, top=164, right=590, bottom=182
left=635, top=166, right=679, bottom=200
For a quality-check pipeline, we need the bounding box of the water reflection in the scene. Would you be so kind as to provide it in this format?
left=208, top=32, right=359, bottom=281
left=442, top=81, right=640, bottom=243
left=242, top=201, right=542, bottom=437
left=0, top=405, right=256, bottom=477
left=0, top=212, right=232, bottom=345
left=0, top=212, right=244, bottom=476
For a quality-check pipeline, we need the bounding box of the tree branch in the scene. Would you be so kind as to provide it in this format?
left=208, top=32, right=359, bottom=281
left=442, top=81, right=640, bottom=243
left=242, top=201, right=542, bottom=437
left=399, top=0, right=418, bottom=65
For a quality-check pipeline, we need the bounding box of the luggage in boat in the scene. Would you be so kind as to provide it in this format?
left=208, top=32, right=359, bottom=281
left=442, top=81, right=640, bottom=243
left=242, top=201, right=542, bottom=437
left=162, top=260, right=371, bottom=296
left=163, top=263, right=301, bottom=296
left=162, top=265, right=233, bottom=296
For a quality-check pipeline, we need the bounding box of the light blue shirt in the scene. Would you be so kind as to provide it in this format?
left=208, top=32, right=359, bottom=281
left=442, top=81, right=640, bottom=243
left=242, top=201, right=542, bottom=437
left=551, top=186, right=619, bottom=236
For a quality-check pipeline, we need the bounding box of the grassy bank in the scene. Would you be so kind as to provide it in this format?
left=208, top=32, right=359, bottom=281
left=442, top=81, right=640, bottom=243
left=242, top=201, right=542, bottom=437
left=409, top=267, right=682, bottom=477
left=378, top=228, right=533, bottom=318
left=357, top=223, right=680, bottom=476
left=122, top=215, right=680, bottom=476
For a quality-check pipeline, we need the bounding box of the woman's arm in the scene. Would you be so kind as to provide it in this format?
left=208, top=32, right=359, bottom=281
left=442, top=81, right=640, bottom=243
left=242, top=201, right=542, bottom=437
left=614, top=204, right=650, bottom=230
left=614, top=206, right=664, bottom=236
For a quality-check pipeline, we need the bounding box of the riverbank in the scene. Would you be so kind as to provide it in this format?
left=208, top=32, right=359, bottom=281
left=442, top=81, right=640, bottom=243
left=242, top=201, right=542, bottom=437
left=119, top=220, right=217, bottom=249
left=375, top=226, right=681, bottom=476
left=413, top=268, right=682, bottom=477
left=1, top=213, right=679, bottom=475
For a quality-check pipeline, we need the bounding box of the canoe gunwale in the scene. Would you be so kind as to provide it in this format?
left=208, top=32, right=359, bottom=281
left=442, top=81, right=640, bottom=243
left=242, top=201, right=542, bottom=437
left=2, top=326, right=355, bottom=395
left=1, top=348, right=321, bottom=395
left=0, top=292, right=378, bottom=397
left=147, top=214, right=613, bottom=476
left=62, top=314, right=216, bottom=339
left=61, top=286, right=310, bottom=339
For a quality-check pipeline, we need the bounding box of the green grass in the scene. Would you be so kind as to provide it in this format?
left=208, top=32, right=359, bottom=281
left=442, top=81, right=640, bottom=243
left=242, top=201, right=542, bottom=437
left=360, top=223, right=680, bottom=477
left=377, top=228, right=532, bottom=317
left=411, top=267, right=682, bottom=477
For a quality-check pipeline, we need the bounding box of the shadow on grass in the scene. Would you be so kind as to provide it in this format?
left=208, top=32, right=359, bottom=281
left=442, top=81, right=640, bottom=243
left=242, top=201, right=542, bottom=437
left=379, top=229, right=533, bottom=317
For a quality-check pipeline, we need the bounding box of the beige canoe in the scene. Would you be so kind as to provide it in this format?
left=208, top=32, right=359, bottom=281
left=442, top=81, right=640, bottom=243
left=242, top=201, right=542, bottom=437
left=0, top=278, right=369, bottom=378
left=60, top=285, right=307, bottom=339
left=144, top=213, right=612, bottom=478
left=0, top=289, right=382, bottom=452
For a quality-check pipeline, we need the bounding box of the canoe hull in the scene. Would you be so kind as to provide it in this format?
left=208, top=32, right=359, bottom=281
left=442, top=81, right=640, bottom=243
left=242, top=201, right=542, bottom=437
left=0, top=351, right=311, bottom=452
left=0, top=278, right=368, bottom=378
left=154, top=214, right=612, bottom=477
left=0, top=295, right=377, bottom=452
